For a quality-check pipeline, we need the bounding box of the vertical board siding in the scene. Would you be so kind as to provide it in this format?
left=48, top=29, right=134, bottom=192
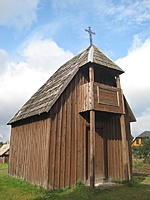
left=95, top=114, right=124, bottom=182
left=9, top=118, right=50, bottom=188
left=47, top=71, right=86, bottom=189
left=125, top=115, right=132, bottom=179
left=9, top=68, right=132, bottom=189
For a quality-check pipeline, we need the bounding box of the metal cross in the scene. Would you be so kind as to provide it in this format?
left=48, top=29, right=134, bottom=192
left=85, top=26, right=95, bottom=45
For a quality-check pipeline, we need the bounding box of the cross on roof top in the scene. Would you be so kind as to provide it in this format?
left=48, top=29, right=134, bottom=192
left=85, top=26, right=95, bottom=45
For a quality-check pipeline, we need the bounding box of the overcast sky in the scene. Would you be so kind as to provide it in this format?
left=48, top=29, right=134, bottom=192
left=0, top=0, right=150, bottom=142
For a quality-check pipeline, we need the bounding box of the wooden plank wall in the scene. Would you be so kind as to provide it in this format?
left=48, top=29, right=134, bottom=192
left=94, top=83, right=124, bottom=114
left=125, top=114, right=132, bottom=179
left=9, top=66, right=132, bottom=189
left=9, top=70, right=89, bottom=189
left=9, top=118, right=50, bottom=188
left=95, top=113, right=124, bottom=181
left=47, top=71, right=88, bottom=189
left=78, top=82, right=124, bottom=115
left=107, top=115, right=124, bottom=181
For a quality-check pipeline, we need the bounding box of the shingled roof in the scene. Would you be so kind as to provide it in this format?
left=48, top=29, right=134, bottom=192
left=8, top=44, right=124, bottom=124
left=0, top=144, right=10, bottom=157
left=137, top=131, right=150, bottom=138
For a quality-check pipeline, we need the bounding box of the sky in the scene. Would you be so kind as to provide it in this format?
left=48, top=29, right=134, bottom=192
left=0, top=0, right=150, bottom=142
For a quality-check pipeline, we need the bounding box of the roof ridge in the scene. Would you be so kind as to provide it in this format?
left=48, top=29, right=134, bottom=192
left=8, top=44, right=124, bottom=124
left=137, top=131, right=150, bottom=138
left=88, top=45, right=94, bottom=62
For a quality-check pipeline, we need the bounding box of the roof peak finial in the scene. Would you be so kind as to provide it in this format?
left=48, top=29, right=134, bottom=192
left=85, top=26, right=95, bottom=45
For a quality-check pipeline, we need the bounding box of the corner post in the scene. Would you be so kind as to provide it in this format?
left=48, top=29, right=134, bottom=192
left=116, top=75, right=129, bottom=180
left=89, top=66, right=95, bottom=188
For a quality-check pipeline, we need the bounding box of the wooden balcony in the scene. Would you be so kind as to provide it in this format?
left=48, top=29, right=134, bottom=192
left=78, top=82, right=124, bottom=114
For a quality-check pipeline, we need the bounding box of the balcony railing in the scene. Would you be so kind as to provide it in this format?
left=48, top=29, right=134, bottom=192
left=78, top=82, right=124, bottom=114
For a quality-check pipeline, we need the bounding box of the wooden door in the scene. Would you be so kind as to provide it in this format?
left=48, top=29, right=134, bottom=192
left=86, top=127, right=108, bottom=181
left=95, top=128, right=108, bottom=181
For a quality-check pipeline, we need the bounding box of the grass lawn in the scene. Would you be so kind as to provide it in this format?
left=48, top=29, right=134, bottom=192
left=0, top=162, right=150, bottom=200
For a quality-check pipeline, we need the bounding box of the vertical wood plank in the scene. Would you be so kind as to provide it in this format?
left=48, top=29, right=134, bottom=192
left=116, top=75, right=129, bottom=180
left=89, top=66, right=95, bottom=188
left=74, top=75, right=78, bottom=185
left=120, top=115, right=129, bottom=179
left=57, top=97, right=63, bottom=188
left=46, top=117, right=51, bottom=189
left=60, top=97, right=67, bottom=188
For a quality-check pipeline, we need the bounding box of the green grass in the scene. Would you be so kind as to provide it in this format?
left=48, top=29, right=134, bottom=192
left=0, top=163, right=44, bottom=200
left=0, top=163, right=150, bottom=200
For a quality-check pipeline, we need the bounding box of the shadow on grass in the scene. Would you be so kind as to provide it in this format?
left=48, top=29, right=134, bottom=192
left=133, top=173, right=149, bottom=177
left=133, top=173, right=149, bottom=183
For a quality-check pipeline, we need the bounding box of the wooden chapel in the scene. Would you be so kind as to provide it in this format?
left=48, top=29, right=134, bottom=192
left=8, top=42, right=136, bottom=189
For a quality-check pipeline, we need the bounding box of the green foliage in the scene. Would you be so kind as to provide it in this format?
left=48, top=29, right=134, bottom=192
left=131, top=135, right=134, bottom=143
left=114, top=178, right=140, bottom=187
left=142, top=137, right=150, bottom=159
left=0, top=141, right=3, bottom=148
left=76, top=179, right=84, bottom=187
left=132, top=137, right=150, bottom=163
left=132, top=146, right=143, bottom=159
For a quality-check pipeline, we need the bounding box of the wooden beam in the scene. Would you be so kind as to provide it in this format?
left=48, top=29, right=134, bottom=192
left=46, top=118, right=51, bottom=189
left=120, top=115, right=129, bottom=180
left=90, top=110, right=95, bottom=188
left=116, top=75, right=121, bottom=89
left=116, top=75, right=129, bottom=180
left=89, top=66, right=95, bottom=188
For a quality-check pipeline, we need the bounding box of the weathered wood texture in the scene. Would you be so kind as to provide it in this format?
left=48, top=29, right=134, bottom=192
left=8, top=45, right=124, bottom=125
left=79, top=82, right=124, bottom=114
left=89, top=66, right=95, bottom=188
left=9, top=67, right=132, bottom=189
left=9, top=70, right=87, bottom=189
left=85, top=113, right=126, bottom=182
left=9, top=117, right=50, bottom=188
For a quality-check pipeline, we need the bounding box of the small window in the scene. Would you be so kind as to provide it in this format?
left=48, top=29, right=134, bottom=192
left=136, top=139, right=139, bottom=144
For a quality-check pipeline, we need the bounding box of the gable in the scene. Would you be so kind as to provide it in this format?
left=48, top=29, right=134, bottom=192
left=8, top=45, right=124, bottom=124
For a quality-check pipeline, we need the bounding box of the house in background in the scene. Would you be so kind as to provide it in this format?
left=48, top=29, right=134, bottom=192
left=132, top=131, right=150, bottom=147
left=8, top=44, right=136, bottom=189
left=0, top=143, right=10, bottom=163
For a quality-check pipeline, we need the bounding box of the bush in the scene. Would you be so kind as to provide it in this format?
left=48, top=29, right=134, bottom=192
left=132, top=137, right=150, bottom=163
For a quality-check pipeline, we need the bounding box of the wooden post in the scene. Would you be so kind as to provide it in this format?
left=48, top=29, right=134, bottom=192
left=89, top=66, right=95, bottom=188
left=3, top=156, right=5, bottom=164
left=116, top=75, right=129, bottom=180
left=46, top=118, right=51, bottom=189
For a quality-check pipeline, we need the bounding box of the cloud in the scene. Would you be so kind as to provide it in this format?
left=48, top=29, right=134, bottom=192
left=131, top=109, right=150, bottom=137
left=22, top=36, right=73, bottom=72
left=0, top=126, right=10, bottom=142
left=128, top=35, right=142, bottom=53
left=0, top=49, right=8, bottom=72
left=0, top=0, right=40, bottom=29
left=105, top=0, right=150, bottom=24
left=0, top=36, right=74, bottom=141
left=116, top=37, right=150, bottom=136
left=51, top=0, right=150, bottom=26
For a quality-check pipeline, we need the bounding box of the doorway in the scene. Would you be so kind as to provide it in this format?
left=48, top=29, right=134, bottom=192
left=86, top=127, right=108, bottom=181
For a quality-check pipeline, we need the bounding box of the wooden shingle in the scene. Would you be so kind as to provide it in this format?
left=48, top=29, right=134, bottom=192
left=8, top=45, right=124, bottom=124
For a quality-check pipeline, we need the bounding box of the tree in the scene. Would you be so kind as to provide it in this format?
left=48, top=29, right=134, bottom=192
left=0, top=141, right=3, bottom=148
left=132, top=137, right=150, bottom=163
left=131, top=135, right=134, bottom=143
left=141, top=137, right=150, bottom=162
